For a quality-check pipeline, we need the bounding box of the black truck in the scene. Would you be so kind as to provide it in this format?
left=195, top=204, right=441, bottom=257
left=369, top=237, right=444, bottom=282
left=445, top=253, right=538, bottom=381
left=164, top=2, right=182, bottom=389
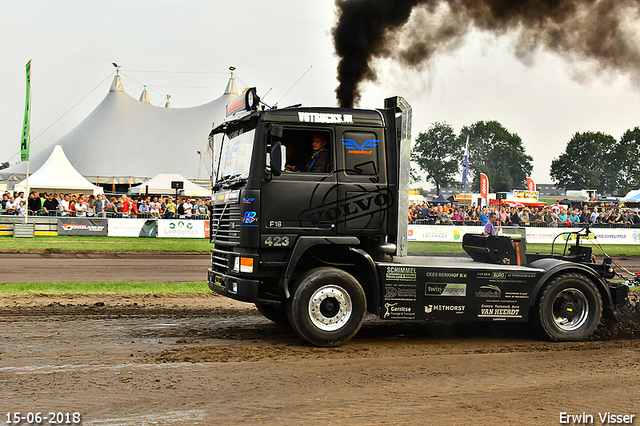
left=207, top=88, right=628, bottom=346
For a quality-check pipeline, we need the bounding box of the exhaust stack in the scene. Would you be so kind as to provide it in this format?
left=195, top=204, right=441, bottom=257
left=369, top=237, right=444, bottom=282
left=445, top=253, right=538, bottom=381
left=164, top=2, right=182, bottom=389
left=384, top=96, right=412, bottom=257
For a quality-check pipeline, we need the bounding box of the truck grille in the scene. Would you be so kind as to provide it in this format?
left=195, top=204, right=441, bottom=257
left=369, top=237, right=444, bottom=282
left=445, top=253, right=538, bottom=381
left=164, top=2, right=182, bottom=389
left=210, top=203, right=242, bottom=245
left=211, top=247, right=231, bottom=274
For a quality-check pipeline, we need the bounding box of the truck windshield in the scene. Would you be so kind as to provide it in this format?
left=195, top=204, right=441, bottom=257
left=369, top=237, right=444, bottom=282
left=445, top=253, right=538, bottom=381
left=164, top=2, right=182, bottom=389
left=215, top=128, right=256, bottom=186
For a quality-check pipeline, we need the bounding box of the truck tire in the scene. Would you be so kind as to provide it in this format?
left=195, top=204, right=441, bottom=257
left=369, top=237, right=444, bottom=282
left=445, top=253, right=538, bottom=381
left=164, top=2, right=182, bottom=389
left=255, top=303, right=289, bottom=326
left=533, top=272, right=602, bottom=341
left=287, top=267, right=366, bottom=347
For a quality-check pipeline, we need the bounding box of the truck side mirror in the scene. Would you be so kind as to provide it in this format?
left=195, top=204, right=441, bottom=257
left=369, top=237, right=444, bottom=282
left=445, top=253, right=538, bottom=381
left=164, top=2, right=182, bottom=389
left=270, top=141, right=282, bottom=177
left=270, top=126, right=284, bottom=141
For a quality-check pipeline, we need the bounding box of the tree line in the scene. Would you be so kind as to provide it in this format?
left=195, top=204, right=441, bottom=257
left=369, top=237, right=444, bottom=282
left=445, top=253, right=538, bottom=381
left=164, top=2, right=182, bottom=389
left=411, top=122, right=640, bottom=196
left=550, top=129, right=640, bottom=196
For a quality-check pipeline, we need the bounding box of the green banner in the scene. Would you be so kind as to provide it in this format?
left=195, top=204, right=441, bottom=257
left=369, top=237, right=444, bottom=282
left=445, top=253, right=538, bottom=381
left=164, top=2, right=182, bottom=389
left=20, top=60, right=31, bottom=162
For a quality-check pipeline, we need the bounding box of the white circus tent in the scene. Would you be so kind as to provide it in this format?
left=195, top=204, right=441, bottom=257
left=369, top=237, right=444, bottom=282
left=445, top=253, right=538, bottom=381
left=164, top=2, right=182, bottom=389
left=14, top=145, right=103, bottom=196
left=623, top=189, right=640, bottom=202
left=130, top=173, right=209, bottom=197
left=2, top=70, right=238, bottom=186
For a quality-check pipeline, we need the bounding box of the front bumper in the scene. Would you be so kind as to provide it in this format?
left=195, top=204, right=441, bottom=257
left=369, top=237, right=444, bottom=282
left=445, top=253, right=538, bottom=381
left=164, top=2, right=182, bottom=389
left=208, top=268, right=260, bottom=303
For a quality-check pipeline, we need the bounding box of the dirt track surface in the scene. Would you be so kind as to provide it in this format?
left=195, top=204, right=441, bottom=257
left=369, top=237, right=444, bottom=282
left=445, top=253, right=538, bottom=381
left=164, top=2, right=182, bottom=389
left=0, top=252, right=210, bottom=283
left=1, top=292, right=639, bottom=426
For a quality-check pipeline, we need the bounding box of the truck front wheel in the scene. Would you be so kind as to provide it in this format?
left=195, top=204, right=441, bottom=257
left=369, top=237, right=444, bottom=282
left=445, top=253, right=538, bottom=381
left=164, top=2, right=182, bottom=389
left=287, top=267, right=366, bottom=347
left=534, top=272, right=602, bottom=341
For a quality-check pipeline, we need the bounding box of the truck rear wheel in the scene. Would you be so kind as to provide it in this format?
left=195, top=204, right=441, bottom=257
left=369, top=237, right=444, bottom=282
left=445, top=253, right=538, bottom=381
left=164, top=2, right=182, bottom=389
left=287, top=267, right=366, bottom=347
left=534, top=272, right=602, bottom=341
left=255, top=303, right=289, bottom=326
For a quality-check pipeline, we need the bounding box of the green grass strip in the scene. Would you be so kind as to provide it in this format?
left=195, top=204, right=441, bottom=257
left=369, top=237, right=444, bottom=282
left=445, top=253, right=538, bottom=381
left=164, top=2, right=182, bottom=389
left=0, top=281, right=209, bottom=295
left=2, top=235, right=640, bottom=257
left=1, top=281, right=635, bottom=296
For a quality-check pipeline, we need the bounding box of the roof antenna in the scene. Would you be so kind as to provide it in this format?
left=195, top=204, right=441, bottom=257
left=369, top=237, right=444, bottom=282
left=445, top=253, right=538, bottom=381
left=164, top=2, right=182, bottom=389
left=274, top=65, right=312, bottom=108
left=261, top=87, right=273, bottom=100
left=112, top=62, right=120, bottom=76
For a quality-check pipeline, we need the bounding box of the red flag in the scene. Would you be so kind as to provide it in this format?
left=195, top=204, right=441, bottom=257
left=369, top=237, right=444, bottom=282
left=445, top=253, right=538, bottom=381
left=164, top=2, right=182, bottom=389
left=526, top=177, right=536, bottom=192
left=480, top=173, right=488, bottom=200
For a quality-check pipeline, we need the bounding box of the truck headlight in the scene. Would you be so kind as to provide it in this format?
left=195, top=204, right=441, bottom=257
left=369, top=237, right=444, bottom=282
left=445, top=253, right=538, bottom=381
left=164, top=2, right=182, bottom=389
left=231, top=256, right=254, bottom=273
left=240, top=257, right=254, bottom=273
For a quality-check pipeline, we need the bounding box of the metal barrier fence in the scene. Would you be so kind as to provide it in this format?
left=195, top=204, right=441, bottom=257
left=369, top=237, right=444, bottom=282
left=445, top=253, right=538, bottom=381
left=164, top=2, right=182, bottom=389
left=0, top=210, right=209, bottom=220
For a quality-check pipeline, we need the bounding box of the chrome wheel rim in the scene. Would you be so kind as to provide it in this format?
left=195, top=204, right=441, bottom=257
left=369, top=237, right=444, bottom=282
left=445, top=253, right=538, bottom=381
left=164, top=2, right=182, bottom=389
left=552, top=288, right=589, bottom=331
left=308, top=285, right=352, bottom=332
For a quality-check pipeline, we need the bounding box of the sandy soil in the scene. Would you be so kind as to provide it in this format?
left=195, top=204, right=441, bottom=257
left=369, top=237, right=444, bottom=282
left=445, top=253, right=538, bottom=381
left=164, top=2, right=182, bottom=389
left=1, top=290, right=639, bottom=426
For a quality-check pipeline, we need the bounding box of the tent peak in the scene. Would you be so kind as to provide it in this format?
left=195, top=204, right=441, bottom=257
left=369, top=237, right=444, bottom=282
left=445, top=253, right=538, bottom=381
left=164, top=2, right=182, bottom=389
left=110, top=75, right=124, bottom=92
left=139, top=85, right=150, bottom=104
left=224, top=66, right=238, bottom=96
left=14, top=145, right=103, bottom=196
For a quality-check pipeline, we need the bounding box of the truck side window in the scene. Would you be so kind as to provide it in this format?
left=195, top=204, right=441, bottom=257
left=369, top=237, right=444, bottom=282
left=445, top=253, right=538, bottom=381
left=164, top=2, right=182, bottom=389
left=342, top=131, right=380, bottom=175
left=281, top=129, right=332, bottom=174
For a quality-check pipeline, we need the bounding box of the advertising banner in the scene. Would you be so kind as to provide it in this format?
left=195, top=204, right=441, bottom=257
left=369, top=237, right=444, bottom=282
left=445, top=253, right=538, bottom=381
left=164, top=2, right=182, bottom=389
left=512, top=190, right=538, bottom=200
left=157, top=219, right=206, bottom=238
left=526, top=177, right=536, bottom=192
left=407, top=225, right=524, bottom=242
left=525, top=227, right=640, bottom=245
left=20, top=60, right=31, bottom=162
left=58, top=218, right=108, bottom=236
left=408, top=224, right=640, bottom=245
left=108, top=218, right=158, bottom=237
left=480, top=173, right=488, bottom=200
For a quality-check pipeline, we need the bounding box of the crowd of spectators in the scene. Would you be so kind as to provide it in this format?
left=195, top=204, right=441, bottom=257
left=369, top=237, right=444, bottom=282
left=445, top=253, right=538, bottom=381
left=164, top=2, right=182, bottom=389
left=5, top=190, right=640, bottom=228
left=408, top=202, right=640, bottom=228
left=1, top=191, right=211, bottom=219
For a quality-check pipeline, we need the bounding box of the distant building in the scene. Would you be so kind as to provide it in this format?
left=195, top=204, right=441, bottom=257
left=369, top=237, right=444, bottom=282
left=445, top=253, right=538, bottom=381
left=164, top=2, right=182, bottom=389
left=536, top=183, right=563, bottom=197
left=427, top=183, right=464, bottom=197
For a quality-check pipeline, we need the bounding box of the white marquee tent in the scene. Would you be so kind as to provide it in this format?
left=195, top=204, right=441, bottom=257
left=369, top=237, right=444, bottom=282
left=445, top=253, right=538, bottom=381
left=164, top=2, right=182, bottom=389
left=1, top=71, right=238, bottom=185
left=130, top=173, right=209, bottom=197
left=623, top=189, right=640, bottom=202
left=14, top=145, right=104, bottom=196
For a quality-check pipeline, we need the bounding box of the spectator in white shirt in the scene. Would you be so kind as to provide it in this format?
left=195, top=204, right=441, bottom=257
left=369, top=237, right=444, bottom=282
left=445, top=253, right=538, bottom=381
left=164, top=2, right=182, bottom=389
left=183, top=200, right=193, bottom=218
left=58, top=195, right=70, bottom=216
left=75, top=196, right=88, bottom=217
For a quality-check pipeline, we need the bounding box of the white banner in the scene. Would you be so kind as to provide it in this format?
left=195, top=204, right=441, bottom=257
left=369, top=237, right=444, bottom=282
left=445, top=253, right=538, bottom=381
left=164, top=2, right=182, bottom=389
left=157, top=219, right=205, bottom=238
left=525, top=226, right=640, bottom=245
left=408, top=224, right=640, bottom=245
left=407, top=225, right=518, bottom=242
left=108, top=218, right=157, bottom=237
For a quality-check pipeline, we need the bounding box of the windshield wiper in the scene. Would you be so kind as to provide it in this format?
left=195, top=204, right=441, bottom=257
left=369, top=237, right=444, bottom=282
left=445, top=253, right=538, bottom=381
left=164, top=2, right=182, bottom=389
left=228, top=177, right=248, bottom=189
left=214, top=173, right=242, bottom=191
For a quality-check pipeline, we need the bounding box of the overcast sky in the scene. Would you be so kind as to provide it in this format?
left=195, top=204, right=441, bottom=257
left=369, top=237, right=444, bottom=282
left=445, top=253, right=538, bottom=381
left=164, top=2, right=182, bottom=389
left=2, top=0, right=639, bottom=188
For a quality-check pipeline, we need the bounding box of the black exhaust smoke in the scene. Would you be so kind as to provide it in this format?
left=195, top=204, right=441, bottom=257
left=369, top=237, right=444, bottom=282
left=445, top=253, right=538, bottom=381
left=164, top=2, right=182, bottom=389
left=333, top=0, right=640, bottom=108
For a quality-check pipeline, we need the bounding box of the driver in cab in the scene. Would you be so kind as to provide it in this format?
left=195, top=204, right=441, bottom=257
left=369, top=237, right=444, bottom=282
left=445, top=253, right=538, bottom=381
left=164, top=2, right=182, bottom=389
left=285, top=133, right=330, bottom=173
